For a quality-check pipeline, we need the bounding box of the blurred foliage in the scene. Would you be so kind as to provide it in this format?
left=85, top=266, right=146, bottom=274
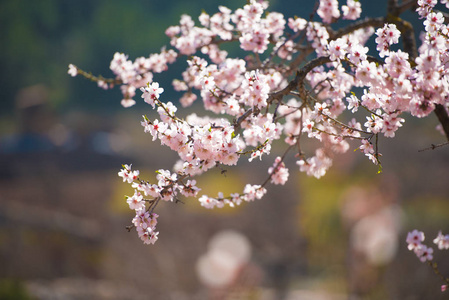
left=0, top=0, right=245, bottom=117
left=0, top=280, right=31, bottom=300
left=297, top=172, right=349, bottom=270
left=404, top=196, right=449, bottom=230
left=191, top=169, right=247, bottom=214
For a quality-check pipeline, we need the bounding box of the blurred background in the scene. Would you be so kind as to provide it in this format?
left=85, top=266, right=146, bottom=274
left=0, top=0, right=448, bottom=299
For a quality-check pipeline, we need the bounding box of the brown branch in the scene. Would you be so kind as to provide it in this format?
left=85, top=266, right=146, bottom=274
left=428, top=261, right=449, bottom=286
left=418, top=141, right=449, bottom=152
left=433, top=104, right=449, bottom=141
left=268, top=56, right=332, bottom=105
left=387, top=0, right=418, bottom=17
left=330, top=17, right=386, bottom=40
left=287, top=48, right=315, bottom=77
left=77, top=68, right=122, bottom=85
left=233, top=108, right=254, bottom=133
left=388, top=0, right=400, bottom=15
left=285, top=2, right=320, bottom=75
left=397, top=0, right=419, bottom=15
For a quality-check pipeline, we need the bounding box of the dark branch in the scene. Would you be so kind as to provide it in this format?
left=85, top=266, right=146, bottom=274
left=396, top=0, right=419, bottom=15
left=418, top=141, right=449, bottom=152
left=434, top=104, right=449, bottom=141
left=330, top=17, right=385, bottom=40
left=269, top=56, right=332, bottom=105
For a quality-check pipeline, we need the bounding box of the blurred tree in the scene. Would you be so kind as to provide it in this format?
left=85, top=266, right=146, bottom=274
left=0, top=0, right=252, bottom=118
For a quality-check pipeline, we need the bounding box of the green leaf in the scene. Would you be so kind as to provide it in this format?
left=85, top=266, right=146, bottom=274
left=377, top=163, right=383, bottom=174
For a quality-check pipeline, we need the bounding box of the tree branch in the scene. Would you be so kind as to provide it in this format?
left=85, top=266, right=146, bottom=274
left=434, top=104, right=449, bottom=141
left=396, top=0, right=419, bottom=15
left=269, top=56, right=332, bottom=105
left=330, top=17, right=385, bottom=40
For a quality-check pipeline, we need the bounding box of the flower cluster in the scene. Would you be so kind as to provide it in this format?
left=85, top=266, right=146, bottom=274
left=70, top=0, right=449, bottom=246
left=268, top=156, right=289, bottom=185
left=342, top=0, right=362, bottom=20
left=375, top=24, right=401, bottom=58
left=133, top=210, right=159, bottom=245
left=118, top=164, right=199, bottom=243
left=406, top=229, right=434, bottom=262
left=406, top=230, right=449, bottom=290
left=317, top=0, right=340, bottom=23
left=110, top=51, right=177, bottom=107
left=198, top=184, right=267, bottom=209
left=406, top=230, right=449, bottom=262
left=434, top=231, right=449, bottom=250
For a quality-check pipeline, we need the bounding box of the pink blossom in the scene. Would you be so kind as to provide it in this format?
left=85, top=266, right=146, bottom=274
left=268, top=156, right=289, bottom=185
left=424, top=12, right=444, bottom=33
left=364, top=113, right=383, bottom=134
left=239, top=26, right=270, bottom=53
left=242, top=184, right=266, bottom=201
left=121, top=98, right=136, bottom=108
left=139, top=228, right=159, bottom=245
left=328, top=38, right=348, bottom=61
left=302, top=119, right=315, bottom=134
left=347, top=44, right=368, bottom=65
left=355, top=61, right=378, bottom=86
left=118, top=164, right=139, bottom=183
left=380, top=113, right=404, bottom=138
left=126, top=191, right=145, bottom=211
left=317, top=0, right=340, bottom=23
left=406, top=230, right=425, bottom=251
left=199, top=195, right=223, bottom=209
left=342, top=0, right=361, bottom=20
left=433, top=231, right=449, bottom=250
left=359, top=139, right=374, bottom=155
left=288, top=17, right=307, bottom=32
left=415, top=244, right=434, bottom=262
left=141, top=82, right=164, bottom=107
left=296, top=148, right=332, bottom=179
left=375, top=24, right=401, bottom=57
left=346, top=94, right=359, bottom=113
left=385, top=50, right=411, bottom=78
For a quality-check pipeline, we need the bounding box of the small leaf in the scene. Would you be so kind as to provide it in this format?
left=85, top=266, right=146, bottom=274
left=377, top=163, right=383, bottom=174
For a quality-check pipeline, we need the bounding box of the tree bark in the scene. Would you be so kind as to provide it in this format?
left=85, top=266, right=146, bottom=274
left=434, top=104, right=449, bottom=141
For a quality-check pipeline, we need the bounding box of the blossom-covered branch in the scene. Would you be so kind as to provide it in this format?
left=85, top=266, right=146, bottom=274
left=69, top=0, right=449, bottom=247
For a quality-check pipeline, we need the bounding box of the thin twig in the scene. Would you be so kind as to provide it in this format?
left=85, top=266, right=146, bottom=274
left=428, top=261, right=449, bottom=285
left=261, top=144, right=295, bottom=188
left=418, top=141, right=449, bottom=152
